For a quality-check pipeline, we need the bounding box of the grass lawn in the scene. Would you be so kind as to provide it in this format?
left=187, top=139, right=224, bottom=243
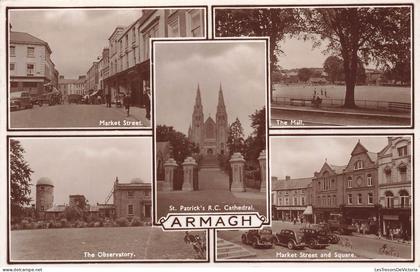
left=10, top=227, right=206, bottom=261
left=157, top=190, right=267, bottom=219
left=273, top=84, right=411, bottom=104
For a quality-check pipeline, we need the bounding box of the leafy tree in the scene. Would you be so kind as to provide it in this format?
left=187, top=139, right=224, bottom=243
left=244, top=107, right=266, bottom=164
left=227, top=118, right=245, bottom=155
left=10, top=139, right=33, bottom=219
left=64, top=206, right=83, bottom=222
left=215, top=8, right=301, bottom=100
left=302, top=7, right=411, bottom=107
left=323, top=56, right=343, bottom=83
left=298, top=68, right=312, bottom=82
left=156, top=125, right=199, bottom=165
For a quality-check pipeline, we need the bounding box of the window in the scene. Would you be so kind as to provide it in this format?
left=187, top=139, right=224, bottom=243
left=367, top=174, right=373, bottom=186
left=347, top=194, right=353, bottom=205
left=327, top=195, right=331, bottom=206
left=278, top=197, right=282, bottom=206
left=187, top=10, right=202, bottom=37
left=384, top=167, right=392, bottom=183
left=10, top=46, right=15, bottom=57
left=385, top=191, right=394, bottom=208
left=168, top=18, right=180, bottom=37
left=132, top=28, right=136, bottom=43
left=399, top=165, right=407, bottom=182
left=293, top=197, right=298, bottom=206
left=125, top=36, right=128, bottom=49
left=368, top=193, right=373, bottom=205
left=27, top=64, right=34, bottom=76
left=347, top=177, right=352, bottom=188
left=332, top=195, right=336, bottom=205
left=317, top=196, right=321, bottom=206
left=10, top=63, right=15, bottom=71
left=301, top=197, right=305, bottom=206
left=285, top=197, right=289, bottom=205
left=354, top=160, right=364, bottom=170
left=128, top=204, right=134, bottom=215
left=397, top=146, right=408, bottom=157
left=357, top=193, right=362, bottom=205
left=399, top=190, right=409, bottom=208
left=127, top=191, right=134, bottom=198
left=27, top=47, right=35, bottom=58
left=142, top=24, right=159, bottom=61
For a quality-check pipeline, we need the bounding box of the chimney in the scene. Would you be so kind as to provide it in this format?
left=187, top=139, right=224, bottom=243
left=285, top=176, right=291, bottom=181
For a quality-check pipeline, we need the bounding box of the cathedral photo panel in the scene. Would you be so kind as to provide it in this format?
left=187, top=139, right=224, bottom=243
left=153, top=39, right=269, bottom=227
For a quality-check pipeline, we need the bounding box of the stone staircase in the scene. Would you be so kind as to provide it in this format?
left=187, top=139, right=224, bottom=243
left=216, top=238, right=257, bottom=259
left=198, top=155, right=229, bottom=190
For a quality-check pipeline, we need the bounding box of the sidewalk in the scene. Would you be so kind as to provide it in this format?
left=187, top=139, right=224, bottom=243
left=352, top=232, right=412, bottom=246
left=110, top=105, right=151, bottom=127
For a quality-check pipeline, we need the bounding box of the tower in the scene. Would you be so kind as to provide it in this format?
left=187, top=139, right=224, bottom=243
left=190, top=84, right=204, bottom=151
left=35, top=177, right=54, bottom=214
left=216, top=83, right=228, bottom=155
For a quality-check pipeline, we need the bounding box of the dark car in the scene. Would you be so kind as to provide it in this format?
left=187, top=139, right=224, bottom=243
left=10, top=91, right=33, bottom=111
left=316, top=229, right=340, bottom=244
left=241, top=228, right=274, bottom=249
left=273, top=229, right=306, bottom=250
left=300, top=228, right=330, bottom=249
left=326, top=218, right=357, bottom=235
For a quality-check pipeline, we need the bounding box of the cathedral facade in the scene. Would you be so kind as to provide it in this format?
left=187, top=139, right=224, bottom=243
left=188, top=84, right=229, bottom=155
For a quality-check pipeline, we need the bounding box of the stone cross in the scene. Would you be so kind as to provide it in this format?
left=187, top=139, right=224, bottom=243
left=229, top=152, right=246, bottom=192
left=163, top=158, right=178, bottom=191
left=182, top=157, right=197, bottom=191
left=258, top=149, right=267, bottom=193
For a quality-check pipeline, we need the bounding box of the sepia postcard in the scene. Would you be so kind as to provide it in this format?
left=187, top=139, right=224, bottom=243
left=153, top=39, right=270, bottom=229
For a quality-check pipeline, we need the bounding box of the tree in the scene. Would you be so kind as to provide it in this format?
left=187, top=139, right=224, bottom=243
left=156, top=125, right=199, bottom=165
left=303, top=7, right=411, bottom=107
left=10, top=139, right=33, bottom=219
left=244, top=107, right=266, bottom=164
left=297, top=68, right=312, bottom=82
left=323, top=56, right=343, bottom=83
left=227, top=118, right=245, bottom=155
left=215, top=8, right=301, bottom=101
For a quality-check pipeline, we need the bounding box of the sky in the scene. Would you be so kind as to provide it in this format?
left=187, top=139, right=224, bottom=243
left=155, top=41, right=267, bottom=137
left=278, top=37, right=376, bottom=70
left=271, top=136, right=389, bottom=180
left=15, top=137, right=151, bottom=206
left=10, top=9, right=140, bottom=79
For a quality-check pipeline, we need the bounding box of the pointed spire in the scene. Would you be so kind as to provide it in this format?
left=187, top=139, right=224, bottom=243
left=217, top=82, right=226, bottom=110
left=195, top=83, right=202, bottom=107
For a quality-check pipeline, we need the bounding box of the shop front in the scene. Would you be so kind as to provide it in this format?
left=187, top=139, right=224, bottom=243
left=380, top=208, right=411, bottom=240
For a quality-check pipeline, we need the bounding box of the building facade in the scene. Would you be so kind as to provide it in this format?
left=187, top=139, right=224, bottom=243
left=86, top=62, right=99, bottom=93
left=272, top=176, right=312, bottom=222
left=112, top=177, right=152, bottom=221
left=188, top=84, right=229, bottom=155
left=9, top=31, right=57, bottom=95
left=312, top=162, right=346, bottom=223
left=103, top=8, right=205, bottom=108
left=58, top=75, right=86, bottom=99
left=377, top=136, right=412, bottom=238
left=98, top=48, right=110, bottom=93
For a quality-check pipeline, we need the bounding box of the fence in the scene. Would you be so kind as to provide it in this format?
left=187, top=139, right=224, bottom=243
left=272, top=96, right=411, bottom=113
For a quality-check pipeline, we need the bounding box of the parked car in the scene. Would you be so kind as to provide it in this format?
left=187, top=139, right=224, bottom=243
left=300, top=228, right=330, bottom=249
left=241, top=228, right=274, bottom=249
left=10, top=91, right=33, bottom=110
left=312, top=224, right=340, bottom=244
left=273, top=229, right=306, bottom=250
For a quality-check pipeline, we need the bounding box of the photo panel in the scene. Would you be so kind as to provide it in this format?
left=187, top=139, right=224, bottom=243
left=213, top=5, right=413, bottom=129
left=7, top=136, right=208, bottom=263
left=153, top=39, right=270, bottom=230
left=7, top=7, right=207, bottom=130
left=215, top=134, right=413, bottom=262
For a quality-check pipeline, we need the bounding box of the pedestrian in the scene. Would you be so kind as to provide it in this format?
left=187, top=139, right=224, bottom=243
left=123, top=92, right=131, bottom=117
left=144, top=86, right=151, bottom=121
left=106, top=93, right=111, bottom=108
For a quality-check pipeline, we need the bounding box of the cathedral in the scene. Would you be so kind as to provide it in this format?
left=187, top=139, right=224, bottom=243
left=188, top=84, right=229, bottom=156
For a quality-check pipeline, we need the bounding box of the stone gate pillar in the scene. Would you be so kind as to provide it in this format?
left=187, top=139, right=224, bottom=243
left=163, top=158, right=178, bottom=191
left=230, top=152, right=246, bottom=192
left=182, top=157, right=197, bottom=191
left=258, top=149, right=267, bottom=193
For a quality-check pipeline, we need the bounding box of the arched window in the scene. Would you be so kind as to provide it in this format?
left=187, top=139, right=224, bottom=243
left=399, top=164, right=407, bottom=183
left=384, top=167, right=392, bottom=183
left=357, top=193, right=362, bottom=205
left=347, top=176, right=353, bottom=188
left=399, top=190, right=410, bottom=208
left=385, top=191, right=394, bottom=208
left=354, top=160, right=364, bottom=170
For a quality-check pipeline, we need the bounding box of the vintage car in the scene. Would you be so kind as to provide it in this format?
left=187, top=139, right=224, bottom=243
left=273, top=229, right=306, bottom=250
left=241, top=228, right=274, bottom=249
left=312, top=224, right=340, bottom=244
left=300, top=228, right=330, bottom=249
left=10, top=91, right=33, bottom=111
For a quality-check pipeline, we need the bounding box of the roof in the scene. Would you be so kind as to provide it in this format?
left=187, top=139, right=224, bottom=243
left=367, top=152, right=378, bottom=162
left=272, top=176, right=313, bottom=191
left=37, top=177, right=54, bottom=186
left=329, top=164, right=346, bottom=174
left=10, top=31, right=52, bottom=53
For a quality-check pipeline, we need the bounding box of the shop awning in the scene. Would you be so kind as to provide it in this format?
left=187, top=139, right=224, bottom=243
left=303, top=206, right=313, bottom=215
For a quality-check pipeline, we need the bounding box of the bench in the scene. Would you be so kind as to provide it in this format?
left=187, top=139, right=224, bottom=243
left=290, top=98, right=313, bottom=106
left=388, top=102, right=410, bottom=112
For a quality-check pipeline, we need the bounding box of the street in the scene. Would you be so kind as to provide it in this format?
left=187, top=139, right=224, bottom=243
left=217, top=220, right=412, bottom=260
left=10, top=103, right=150, bottom=128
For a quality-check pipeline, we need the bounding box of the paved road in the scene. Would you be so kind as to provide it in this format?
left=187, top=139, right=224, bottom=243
left=218, top=221, right=412, bottom=260
left=271, top=107, right=411, bottom=127
left=10, top=104, right=149, bottom=129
